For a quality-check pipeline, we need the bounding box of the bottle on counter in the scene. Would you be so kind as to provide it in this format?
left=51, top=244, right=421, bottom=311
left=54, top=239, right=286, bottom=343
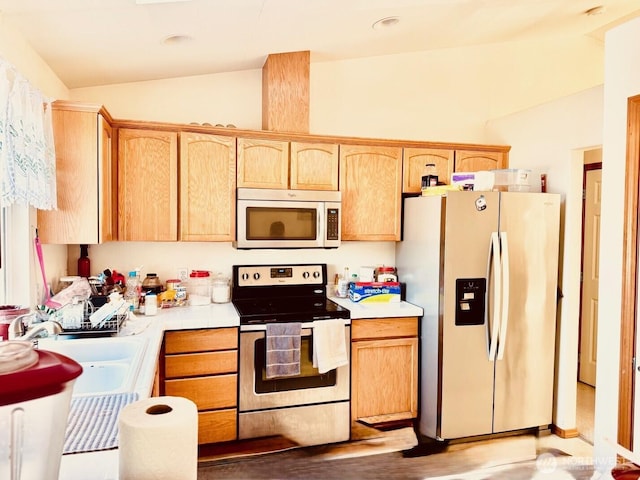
left=125, top=271, right=141, bottom=311
left=144, top=292, right=158, bottom=316
left=336, top=267, right=350, bottom=298
left=77, top=244, right=90, bottom=277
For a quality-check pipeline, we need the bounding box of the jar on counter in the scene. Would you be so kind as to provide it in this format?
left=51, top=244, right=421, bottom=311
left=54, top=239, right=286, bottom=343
left=375, top=266, right=398, bottom=282
left=211, top=273, right=230, bottom=304
left=141, top=273, right=163, bottom=294
left=187, top=270, right=212, bottom=306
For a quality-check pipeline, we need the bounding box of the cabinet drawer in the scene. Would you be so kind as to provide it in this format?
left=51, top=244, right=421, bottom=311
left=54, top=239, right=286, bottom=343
left=351, top=317, right=418, bottom=340
left=165, top=350, right=238, bottom=378
left=198, top=408, right=237, bottom=445
left=165, top=328, right=238, bottom=354
left=164, top=374, right=237, bottom=410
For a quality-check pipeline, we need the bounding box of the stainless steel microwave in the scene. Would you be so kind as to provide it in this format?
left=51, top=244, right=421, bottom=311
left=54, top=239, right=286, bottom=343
left=235, top=188, right=341, bottom=249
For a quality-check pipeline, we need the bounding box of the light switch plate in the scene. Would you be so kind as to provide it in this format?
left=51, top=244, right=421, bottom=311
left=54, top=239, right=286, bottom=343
left=178, top=268, right=188, bottom=283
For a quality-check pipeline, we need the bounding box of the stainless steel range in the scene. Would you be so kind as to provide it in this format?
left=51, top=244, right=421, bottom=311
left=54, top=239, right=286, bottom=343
left=232, top=263, right=351, bottom=447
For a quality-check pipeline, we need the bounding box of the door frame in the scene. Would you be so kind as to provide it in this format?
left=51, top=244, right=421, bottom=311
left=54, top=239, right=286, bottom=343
left=619, top=94, right=640, bottom=449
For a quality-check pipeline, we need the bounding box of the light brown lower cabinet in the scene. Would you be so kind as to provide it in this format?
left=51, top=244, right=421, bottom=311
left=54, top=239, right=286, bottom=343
left=162, top=328, right=238, bottom=445
left=351, top=317, right=418, bottom=425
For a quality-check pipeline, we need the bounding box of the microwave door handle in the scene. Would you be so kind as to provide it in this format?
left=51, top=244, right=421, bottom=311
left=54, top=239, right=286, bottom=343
left=317, top=206, right=324, bottom=245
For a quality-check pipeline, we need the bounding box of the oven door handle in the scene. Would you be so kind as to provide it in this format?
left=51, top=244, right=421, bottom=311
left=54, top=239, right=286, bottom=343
left=239, top=320, right=350, bottom=332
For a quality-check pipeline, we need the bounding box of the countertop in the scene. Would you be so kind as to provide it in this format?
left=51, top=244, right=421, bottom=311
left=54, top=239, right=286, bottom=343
left=58, top=297, right=422, bottom=480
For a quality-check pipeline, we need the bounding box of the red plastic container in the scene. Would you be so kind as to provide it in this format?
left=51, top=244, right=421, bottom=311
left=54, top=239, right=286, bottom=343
left=0, top=342, right=82, bottom=479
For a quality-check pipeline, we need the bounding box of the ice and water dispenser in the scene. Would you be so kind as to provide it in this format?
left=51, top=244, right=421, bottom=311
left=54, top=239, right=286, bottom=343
left=455, top=278, right=486, bottom=326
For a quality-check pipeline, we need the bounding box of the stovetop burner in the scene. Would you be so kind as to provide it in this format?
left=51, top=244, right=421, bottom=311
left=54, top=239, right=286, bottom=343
left=233, top=296, right=349, bottom=324
left=231, top=263, right=350, bottom=324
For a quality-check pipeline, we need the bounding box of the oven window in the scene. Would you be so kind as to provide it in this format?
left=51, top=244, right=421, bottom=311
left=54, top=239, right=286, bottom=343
left=254, top=336, right=337, bottom=393
left=246, top=207, right=317, bottom=241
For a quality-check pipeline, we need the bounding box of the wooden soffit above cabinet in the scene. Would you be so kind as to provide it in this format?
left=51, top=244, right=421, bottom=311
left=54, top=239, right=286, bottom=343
left=262, top=51, right=310, bottom=134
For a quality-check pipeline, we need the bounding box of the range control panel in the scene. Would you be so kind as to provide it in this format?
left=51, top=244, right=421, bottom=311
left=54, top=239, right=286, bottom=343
left=235, top=264, right=325, bottom=287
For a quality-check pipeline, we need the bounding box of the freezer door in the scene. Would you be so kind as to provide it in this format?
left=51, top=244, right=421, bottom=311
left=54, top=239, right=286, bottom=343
left=492, top=192, right=560, bottom=433
left=397, top=196, right=445, bottom=438
left=439, top=191, right=500, bottom=439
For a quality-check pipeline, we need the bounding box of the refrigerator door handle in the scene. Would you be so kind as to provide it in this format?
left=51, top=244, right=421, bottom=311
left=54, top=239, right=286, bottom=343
left=487, top=231, right=502, bottom=361
left=497, top=231, right=510, bottom=360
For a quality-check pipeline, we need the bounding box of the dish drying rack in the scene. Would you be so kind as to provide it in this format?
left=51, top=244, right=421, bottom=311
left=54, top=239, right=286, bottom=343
left=55, top=298, right=129, bottom=336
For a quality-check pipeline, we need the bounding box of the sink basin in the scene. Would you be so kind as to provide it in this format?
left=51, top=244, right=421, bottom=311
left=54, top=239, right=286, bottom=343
left=37, top=336, right=148, bottom=396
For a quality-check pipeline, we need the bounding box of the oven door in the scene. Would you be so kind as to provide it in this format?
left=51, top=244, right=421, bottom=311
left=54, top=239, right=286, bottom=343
left=239, top=324, right=350, bottom=412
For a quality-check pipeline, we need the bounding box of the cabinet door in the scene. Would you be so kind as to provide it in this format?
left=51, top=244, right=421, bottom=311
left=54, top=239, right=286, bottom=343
left=164, top=327, right=238, bottom=354
left=38, top=105, right=114, bottom=244
left=290, top=142, right=339, bottom=190
left=237, top=138, right=289, bottom=189
left=180, top=132, right=236, bottom=241
left=403, top=148, right=454, bottom=193
left=454, top=150, right=508, bottom=172
left=198, top=409, right=237, bottom=444
left=99, top=116, right=116, bottom=242
left=339, top=145, right=402, bottom=240
left=351, top=337, right=418, bottom=423
left=164, top=374, right=237, bottom=410
left=118, top=128, right=178, bottom=241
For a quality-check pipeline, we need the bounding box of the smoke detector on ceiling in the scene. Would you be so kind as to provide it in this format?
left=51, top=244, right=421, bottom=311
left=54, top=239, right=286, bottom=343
left=585, top=5, right=606, bottom=16
left=372, top=16, right=400, bottom=30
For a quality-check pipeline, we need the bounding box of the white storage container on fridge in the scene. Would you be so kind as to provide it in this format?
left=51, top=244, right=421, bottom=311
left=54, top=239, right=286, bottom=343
left=0, top=341, right=82, bottom=480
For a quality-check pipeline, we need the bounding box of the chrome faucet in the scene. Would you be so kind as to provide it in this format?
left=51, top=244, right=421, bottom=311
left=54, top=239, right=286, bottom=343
left=8, top=313, right=63, bottom=341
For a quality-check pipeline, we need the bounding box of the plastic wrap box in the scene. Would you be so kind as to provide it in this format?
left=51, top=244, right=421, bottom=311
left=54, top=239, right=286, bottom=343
left=348, top=282, right=401, bottom=303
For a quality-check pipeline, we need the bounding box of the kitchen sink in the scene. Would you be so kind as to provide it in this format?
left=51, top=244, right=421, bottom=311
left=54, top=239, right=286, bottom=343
left=37, top=336, right=148, bottom=396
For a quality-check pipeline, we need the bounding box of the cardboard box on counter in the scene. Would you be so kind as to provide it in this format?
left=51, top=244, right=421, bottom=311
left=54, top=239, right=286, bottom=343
left=348, top=282, right=401, bottom=303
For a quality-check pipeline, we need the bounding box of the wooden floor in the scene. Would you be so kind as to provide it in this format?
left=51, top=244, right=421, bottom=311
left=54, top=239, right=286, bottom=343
left=577, top=381, right=595, bottom=444
left=197, top=422, right=595, bottom=479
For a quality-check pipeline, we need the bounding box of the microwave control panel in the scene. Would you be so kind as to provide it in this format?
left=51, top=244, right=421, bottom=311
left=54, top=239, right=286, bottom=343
left=326, top=208, right=339, bottom=240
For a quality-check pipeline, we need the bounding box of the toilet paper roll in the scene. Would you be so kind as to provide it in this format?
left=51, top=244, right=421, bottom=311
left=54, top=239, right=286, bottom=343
left=118, top=396, right=198, bottom=480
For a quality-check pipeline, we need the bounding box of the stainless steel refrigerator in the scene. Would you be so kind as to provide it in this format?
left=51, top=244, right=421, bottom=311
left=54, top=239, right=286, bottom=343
left=396, top=190, right=560, bottom=441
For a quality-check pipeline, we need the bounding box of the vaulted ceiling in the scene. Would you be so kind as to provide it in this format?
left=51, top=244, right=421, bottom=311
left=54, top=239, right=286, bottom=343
left=1, top=0, right=638, bottom=89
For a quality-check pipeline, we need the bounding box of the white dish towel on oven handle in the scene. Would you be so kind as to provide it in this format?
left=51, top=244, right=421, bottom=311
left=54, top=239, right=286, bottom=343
left=312, top=319, right=348, bottom=374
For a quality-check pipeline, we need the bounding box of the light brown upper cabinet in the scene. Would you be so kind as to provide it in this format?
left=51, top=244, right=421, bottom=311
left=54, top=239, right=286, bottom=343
left=38, top=101, right=115, bottom=244
left=454, top=150, right=508, bottom=173
left=179, top=132, right=237, bottom=241
left=339, top=144, right=403, bottom=241
left=236, top=138, right=289, bottom=189
left=290, top=142, right=339, bottom=190
left=403, top=148, right=455, bottom=193
left=237, top=138, right=339, bottom=190
left=117, top=128, right=178, bottom=241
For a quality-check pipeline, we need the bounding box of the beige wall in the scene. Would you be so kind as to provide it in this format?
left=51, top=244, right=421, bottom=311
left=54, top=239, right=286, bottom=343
left=594, top=15, right=640, bottom=469
left=60, top=35, right=606, bottom=291
left=0, top=16, right=68, bottom=99
left=70, top=36, right=604, bottom=145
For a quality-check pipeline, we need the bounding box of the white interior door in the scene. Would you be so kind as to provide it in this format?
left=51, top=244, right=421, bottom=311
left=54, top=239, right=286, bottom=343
left=579, top=168, right=601, bottom=387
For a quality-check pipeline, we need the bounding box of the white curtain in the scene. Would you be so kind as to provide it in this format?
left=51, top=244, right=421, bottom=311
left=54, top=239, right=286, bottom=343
left=0, top=59, right=56, bottom=210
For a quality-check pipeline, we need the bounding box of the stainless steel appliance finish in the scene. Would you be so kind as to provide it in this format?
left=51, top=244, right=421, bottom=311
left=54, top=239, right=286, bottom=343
left=396, top=191, right=561, bottom=441
left=234, top=188, right=341, bottom=249
left=232, top=263, right=351, bottom=447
